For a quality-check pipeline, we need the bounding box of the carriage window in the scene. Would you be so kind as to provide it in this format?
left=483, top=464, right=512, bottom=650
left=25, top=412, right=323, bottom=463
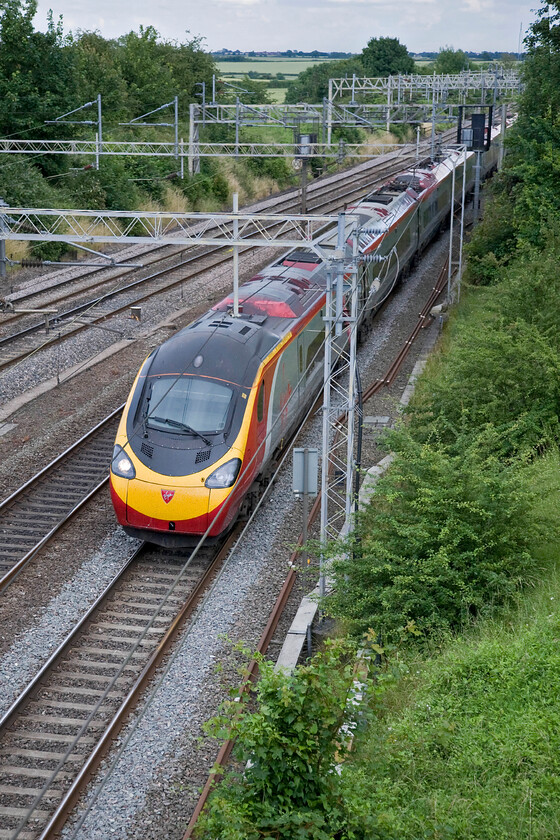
left=146, top=376, right=233, bottom=434
left=257, top=381, right=265, bottom=422
left=306, top=312, right=325, bottom=373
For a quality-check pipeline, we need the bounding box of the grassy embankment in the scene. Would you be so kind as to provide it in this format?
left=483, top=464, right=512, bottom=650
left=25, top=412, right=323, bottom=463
left=335, top=242, right=560, bottom=836
left=340, top=338, right=560, bottom=837
left=343, top=503, right=560, bottom=838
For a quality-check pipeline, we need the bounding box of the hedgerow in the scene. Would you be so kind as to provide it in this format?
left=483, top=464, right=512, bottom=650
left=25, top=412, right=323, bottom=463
left=328, top=427, right=542, bottom=640
left=406, top=313, right=560, bottom=460
left=341, top=497, right=560, bottom=838
left=327, top=195, right=560, bottom=641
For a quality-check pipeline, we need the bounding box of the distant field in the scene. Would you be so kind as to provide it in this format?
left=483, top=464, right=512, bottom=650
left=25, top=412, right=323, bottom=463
left=215, top=57, right=334, bottom=78
left=266, top=88, right=288, bottom=103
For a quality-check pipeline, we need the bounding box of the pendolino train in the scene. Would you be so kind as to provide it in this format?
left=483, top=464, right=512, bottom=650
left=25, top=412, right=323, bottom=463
left=110, top=132, right=500, bottom=546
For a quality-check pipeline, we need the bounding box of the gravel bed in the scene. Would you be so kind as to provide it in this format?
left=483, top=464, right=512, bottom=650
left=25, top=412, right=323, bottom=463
left=0, top=148, right=393, bottom=306
left=0, top=147, right=408, bottom=408
left=0, top=244, right=277, bottom=407
left=61, top=424, right=322, bottom=840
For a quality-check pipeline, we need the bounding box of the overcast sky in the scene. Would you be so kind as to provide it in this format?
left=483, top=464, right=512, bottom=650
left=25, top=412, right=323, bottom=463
left=33, top=0, right=537, bottom=55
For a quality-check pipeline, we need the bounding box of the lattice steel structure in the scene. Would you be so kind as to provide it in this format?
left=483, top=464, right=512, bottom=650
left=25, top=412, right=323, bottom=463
left=329, top=68, right=523, bottom=104
left=0, top=139, right=184, bottom=157
left=0, top=204, right=364, bottom=580
left=0, top=71, right=519, bottom=172
left=0, top=136, right=411, bottom=175
left=316, top=219, right=360, bottom=588
left=0, top=206, right=342, bottom=249
left=187, top=100, right=459, bottom=129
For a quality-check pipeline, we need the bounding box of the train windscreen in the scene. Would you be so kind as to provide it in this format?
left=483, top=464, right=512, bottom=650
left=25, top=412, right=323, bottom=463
left=145, top=376, right=234, bottom=435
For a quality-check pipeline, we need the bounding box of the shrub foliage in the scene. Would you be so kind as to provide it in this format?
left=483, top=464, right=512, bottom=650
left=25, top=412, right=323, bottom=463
left=195, top=640, right=365, bottom=840
left=329, top=428, right=541, bottom=640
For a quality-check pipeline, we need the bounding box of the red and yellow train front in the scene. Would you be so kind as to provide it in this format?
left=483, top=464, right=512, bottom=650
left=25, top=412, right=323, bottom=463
left=110, top=363, right=265, bottom=546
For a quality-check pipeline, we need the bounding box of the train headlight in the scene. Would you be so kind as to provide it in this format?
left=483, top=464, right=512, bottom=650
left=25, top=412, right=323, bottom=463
left=111, top=445, right=136, bottom=480
left=205, top=458, right=242, bottom=489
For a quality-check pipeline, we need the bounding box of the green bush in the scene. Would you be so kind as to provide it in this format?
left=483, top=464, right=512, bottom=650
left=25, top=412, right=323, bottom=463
left=497, top=225, right=560, bottom=353
left=195, top=639, right=364, bottom=840
left=463, top=183, right=517, bottom=285
left=0, top=156, right=62, bottom=207
left=328, top=427, right=541, bottom=641
left=211, top=172, right=230, bottom=204
left=246, top=153, right=293, bottom=185
left=407, top=315, right=560, bottom=460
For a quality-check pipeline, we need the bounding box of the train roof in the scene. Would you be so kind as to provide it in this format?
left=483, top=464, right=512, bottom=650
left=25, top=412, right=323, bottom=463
left=212, top=273, right=323, bottom=320
left=145, top=260, right=325, bottom=388
left=146, top=317, right=278, bottom=389
left=343, top=146, right=468, bottom=254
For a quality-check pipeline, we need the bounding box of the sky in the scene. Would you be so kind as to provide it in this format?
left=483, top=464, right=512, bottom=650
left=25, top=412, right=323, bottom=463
left=33, top=0, right=538, bottom=55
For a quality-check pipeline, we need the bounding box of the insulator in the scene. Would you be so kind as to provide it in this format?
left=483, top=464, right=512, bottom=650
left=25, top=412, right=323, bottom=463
left=359, top=226, right=386, bottom=236
left=360, top=254, right=389, bottom=264
left=21, top=258, right=43, bottom=267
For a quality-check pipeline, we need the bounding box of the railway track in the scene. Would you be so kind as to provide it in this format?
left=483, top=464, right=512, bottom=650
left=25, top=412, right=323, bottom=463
left=0, top=363, right=328, bottom=839
left=0, top=138, right=459, bottom=839
left=0, top=534, right=236, bottom=840
left=182, top=255, right=451, bottom=839
left=0, top=147, right=426, bottom=375
left=0, top=407, right=123, bottom=592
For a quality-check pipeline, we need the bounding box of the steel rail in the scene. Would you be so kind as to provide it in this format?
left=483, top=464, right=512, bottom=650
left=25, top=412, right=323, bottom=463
left=0, top=148, right=408, bottom=326
left=0, top=128, right=452, bottom=345
left=0, top=547, right=142, bottom=732
left=37, top=530, right=238, bottom=840
left=0, top=152, right=420, bottom=374
left=0, top=405, right=123, bottom=592
left=0, top=530, right=237, bottom=840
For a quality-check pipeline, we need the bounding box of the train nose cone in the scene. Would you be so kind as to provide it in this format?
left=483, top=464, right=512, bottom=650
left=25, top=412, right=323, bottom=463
left=125, top=479, right=211, bottom=535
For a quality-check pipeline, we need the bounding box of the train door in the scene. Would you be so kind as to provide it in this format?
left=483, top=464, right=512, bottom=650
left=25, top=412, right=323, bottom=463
left=256, top=378, right=267, bottom=452
left=297, top=334, right=306, bottom=403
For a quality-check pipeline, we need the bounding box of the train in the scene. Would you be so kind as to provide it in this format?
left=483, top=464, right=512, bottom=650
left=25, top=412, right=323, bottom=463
left=110, top=130, right=500, bottom=547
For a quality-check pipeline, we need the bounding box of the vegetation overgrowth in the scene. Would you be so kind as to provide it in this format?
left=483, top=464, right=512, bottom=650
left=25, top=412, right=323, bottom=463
left=196, top=639, right=367, bottom=840
left=0, top=4, right=421, bottom=264
left=194, top=3, right=560, bottom=837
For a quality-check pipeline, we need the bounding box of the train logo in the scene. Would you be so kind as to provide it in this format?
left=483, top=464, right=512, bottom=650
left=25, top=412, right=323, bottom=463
left=161, top=489, right=175, bottom=504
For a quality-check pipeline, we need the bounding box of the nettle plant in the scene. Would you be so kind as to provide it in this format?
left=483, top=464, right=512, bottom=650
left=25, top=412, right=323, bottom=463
left=196, top=638, right=370, bottom=840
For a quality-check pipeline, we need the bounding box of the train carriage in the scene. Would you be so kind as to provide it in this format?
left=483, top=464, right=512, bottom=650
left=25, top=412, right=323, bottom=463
left=110, top=134, right=501, bottom=546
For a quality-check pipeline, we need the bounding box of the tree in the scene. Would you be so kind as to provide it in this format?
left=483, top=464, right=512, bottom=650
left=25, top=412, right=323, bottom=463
left=116, top=26, right=177, bottom=116
left=0, top=0, right=77, bottom=137
left=284, top=57, right=363, bottom=103
left=164, top=33, right=215, bottom=107
left=360, top=36, right=414, bottom=76
left=70, top=31, right=129, bottom=117
left=522, top=1, right=560, bottom=122
left=432, top=46, right=475, bottom=74
left=216, top=75, right=271, bottom=105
